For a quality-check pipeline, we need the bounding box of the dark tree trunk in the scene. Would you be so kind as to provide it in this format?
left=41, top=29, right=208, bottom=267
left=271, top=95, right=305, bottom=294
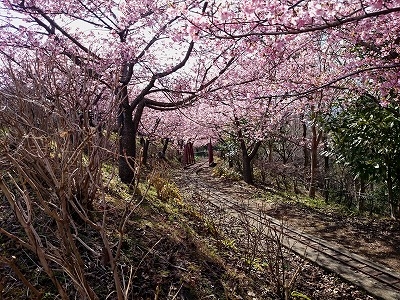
left=239, top=138, right=261, bottom=185
left=323, top=135, right=330, bottom=203
left=183, top=143, right=188, bottom=165
left=281, top=140, right=287, bottom=164
left=387, top=163, right=399, bottom=219
left=358, top=178, right=366, bottom=213
left=268, top=141, right=273, bottom=163
left=302, top=118, right=310, bottom=167
left=309, top=143, right=317, bottom=198
left=235, top=117, right=261, bottom=185
left=117, top=82, right=145, bottom=185
left=309, top=124, right=322, bottom=198
left=242, top=153, right=253, bottom=184
left=141, top=138, right=150, bottom=165
left=188, top=142, right=195, bottom=164
left=161, top=137, right=169, bottom=158
left=118, top=104, right=136, bottom=184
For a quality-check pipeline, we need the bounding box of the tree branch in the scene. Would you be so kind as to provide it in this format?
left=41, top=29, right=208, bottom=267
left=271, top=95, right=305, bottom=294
left=209, top=6, right=400, bottom=38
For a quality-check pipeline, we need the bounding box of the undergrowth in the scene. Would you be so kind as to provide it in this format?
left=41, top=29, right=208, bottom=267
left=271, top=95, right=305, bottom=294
left=1, top=156, right=377, bottom=300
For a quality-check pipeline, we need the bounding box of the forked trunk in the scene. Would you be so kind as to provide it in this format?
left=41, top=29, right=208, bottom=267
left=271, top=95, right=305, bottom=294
left=238, top=136, right=261, bottom=185
left=116, top=79, right=146, bottom=185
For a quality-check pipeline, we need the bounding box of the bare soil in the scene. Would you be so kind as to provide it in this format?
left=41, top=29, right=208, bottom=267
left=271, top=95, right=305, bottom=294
left=166, top=160, right=400, bottom=300
left=266, top=201, right=400, bottom=273
left=190, top=163, right=400, bottom=274
left=1, top=159, right=396, bottom=299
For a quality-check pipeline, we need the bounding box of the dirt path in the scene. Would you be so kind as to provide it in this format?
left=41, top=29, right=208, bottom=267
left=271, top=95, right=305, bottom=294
left=266, top=201, right=400, bottom=273
left=177, top=162, right=400, bottom=274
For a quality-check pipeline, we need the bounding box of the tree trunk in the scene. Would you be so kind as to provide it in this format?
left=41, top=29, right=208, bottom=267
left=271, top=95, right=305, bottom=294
left=239, top=139, right=261, bottom=185
left=281, top=139, right=287, bottom=164
left=242, top=153, right=253, bottom=184
left=234, top=117, right=261, bottom=185
left=141, top=138, right=150, bottom=165
left=268, top=141, right=273, bottom=163
left=208, top=139, right=214, bottom=166
left=387, top=163, right=399, bottom=219
left=302, top=118, right=310, bottom=167
left=162, top=138, right=169, bottom=157
left=309, top=149, right=318, bottom=198
left=358, top=178, right=366, bottom=214
left=309, top=124, right=322, bottom=198
left=117, top=83, right=145, bottom=185
left=118, top=105, right=136, bottom=184
left=323, top=135, right=329, bottom=202
left=228, top=159, right=233, bottom=168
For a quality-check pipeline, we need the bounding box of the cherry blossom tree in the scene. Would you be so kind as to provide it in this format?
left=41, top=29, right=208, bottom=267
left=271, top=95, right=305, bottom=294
left=1, top=0, right=400, bottom=185
left=0, top=0, right=237, bottom=184
left=198, top=0, right=400, bottom=187
left=179, top=0, right=400, bottom=107
left=186, top=62, right=298, bottom=184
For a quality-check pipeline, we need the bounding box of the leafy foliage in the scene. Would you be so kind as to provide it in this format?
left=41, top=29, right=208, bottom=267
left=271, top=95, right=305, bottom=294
left=326, top=94, right=400, bottom=177
left=324, top=93, right=400, bottom=216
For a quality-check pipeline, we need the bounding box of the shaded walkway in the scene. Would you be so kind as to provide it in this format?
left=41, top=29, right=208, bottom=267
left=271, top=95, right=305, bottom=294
left=175, top=162, right=400, bottom=300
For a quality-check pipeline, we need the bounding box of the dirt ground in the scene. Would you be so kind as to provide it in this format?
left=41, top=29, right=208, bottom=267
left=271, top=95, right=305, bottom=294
left=1, top=158, right=390, bottom=299
left=189, top=163, right=400, bottom=274
left=266, top=202, right=400, bottom=272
